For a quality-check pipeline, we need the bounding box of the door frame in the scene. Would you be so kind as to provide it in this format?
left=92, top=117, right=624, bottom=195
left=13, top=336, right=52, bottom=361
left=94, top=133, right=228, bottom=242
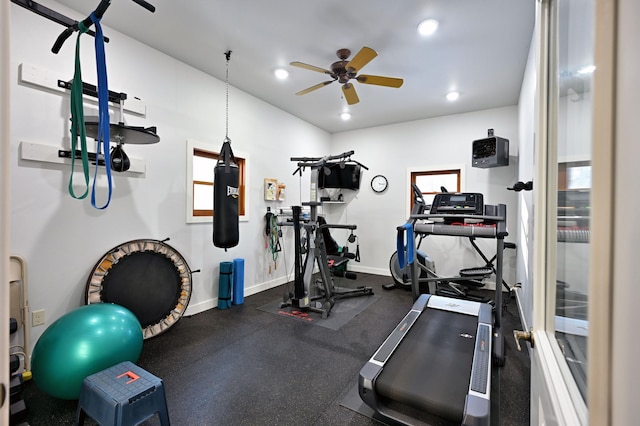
left=530, top=0, right=615, bottom=424
left=1, top=0, right=11, bottom=422
left=587, top=0, right=616, bottom=423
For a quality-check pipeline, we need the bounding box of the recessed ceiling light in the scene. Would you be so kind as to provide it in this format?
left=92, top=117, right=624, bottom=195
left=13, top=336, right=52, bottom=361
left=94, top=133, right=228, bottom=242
left=418, top=19, right=439, bottom=36
left=274, top=68, right=289, bottom=79
left=340, top=112, right=351, bottom=120
left=446, top=91, right=460, bottom=101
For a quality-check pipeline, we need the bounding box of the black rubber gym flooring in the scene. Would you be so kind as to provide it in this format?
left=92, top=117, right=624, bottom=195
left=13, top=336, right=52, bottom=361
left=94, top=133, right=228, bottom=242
left=19, top=273, right=530, bottom=425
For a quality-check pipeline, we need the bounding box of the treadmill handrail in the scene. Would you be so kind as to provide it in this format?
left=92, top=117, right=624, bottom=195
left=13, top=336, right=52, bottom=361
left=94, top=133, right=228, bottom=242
left=413, top=222, right=500, bottom=238
left=410, top=213, right=504, bottom=222
left=410, top=204, right=508, bottom=238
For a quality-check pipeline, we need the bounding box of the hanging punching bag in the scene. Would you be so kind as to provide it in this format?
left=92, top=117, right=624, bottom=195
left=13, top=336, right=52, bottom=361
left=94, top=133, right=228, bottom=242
left=213, top=137, right=239, bottom=248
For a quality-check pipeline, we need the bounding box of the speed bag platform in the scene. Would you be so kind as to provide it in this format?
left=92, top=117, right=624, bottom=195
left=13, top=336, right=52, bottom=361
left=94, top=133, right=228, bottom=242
left=85, top=239, right=193, bottom=339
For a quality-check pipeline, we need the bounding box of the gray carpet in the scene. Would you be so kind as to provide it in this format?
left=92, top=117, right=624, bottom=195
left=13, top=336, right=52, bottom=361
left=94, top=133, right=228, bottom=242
left=18, top=273, right=529, bottom=426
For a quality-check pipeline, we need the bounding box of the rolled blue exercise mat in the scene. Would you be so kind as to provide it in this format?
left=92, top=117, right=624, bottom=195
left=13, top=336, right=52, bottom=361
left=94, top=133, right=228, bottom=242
left=218, top=261, right=233, bottom=309
left=232, top=258, right=245, bottom=305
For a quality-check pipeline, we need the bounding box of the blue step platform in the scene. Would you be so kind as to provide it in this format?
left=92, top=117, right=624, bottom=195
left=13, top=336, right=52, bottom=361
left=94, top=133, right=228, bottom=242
left=75, top=361, right=170, bottom=426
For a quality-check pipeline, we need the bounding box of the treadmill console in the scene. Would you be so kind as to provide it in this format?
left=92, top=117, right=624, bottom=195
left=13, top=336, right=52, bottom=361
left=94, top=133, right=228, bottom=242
left=430, top=193, right=484, bottom=216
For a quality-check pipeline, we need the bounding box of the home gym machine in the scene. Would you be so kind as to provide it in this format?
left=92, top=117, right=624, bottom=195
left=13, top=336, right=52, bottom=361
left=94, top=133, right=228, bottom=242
left=281, top=151, right=373, bottom=319
left=359, top=194, right=508, bottom=425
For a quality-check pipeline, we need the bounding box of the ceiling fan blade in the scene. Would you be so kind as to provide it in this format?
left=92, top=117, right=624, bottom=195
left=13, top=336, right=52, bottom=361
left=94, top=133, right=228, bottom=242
left=342, top=83, right=360, bottom=105
left=290, top=61, right=333, bottom=75
left=345, top=47, right=377, bottom=72
left=295, top=80, right=335, bottom=96
left=356, top=74, right=404, bottom=88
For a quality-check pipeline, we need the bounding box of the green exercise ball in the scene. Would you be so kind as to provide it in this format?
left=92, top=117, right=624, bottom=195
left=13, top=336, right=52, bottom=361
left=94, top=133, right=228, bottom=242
left=31, top=303, right=144, bottom=400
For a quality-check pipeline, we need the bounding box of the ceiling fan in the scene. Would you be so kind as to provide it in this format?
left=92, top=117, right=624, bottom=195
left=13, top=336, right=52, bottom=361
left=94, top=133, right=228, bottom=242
left=290, top=47, right=404, bottom=105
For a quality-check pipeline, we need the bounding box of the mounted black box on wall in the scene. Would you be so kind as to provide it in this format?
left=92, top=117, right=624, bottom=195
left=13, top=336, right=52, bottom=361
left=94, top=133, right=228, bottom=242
left=472, top=129, right=509, bottom=168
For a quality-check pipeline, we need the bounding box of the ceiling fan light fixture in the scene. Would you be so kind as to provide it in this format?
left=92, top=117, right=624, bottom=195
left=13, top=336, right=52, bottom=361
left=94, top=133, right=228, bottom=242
left=446, top=91, right=460, bottom=101
left=274, top=68, right=289, bottom=80
left=290, top=46, right=403, bottom=106
left=418, top=19, right=439, bottom=36
left=340, top=112, right=352, bottom=120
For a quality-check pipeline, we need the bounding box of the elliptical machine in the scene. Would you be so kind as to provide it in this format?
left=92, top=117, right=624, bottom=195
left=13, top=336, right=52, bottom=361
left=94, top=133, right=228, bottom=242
left=384, top=183, right=435, bottom=293
left=385, top=184, right=514, bottom=301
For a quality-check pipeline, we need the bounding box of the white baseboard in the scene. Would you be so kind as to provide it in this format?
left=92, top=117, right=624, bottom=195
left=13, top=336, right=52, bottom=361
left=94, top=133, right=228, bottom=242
left=347, top=264, right=390, bottom=276
left=184, top=267, right=391, bottom=317
left=184, top=274, right=291, bottom=317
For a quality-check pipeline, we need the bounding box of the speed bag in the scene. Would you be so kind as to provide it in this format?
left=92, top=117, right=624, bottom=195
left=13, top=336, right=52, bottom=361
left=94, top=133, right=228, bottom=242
left=213, top=162, right=239, bottom=248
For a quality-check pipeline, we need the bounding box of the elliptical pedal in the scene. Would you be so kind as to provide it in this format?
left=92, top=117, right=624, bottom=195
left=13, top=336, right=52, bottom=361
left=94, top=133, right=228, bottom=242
left=459, top=266, right=493, bottom=277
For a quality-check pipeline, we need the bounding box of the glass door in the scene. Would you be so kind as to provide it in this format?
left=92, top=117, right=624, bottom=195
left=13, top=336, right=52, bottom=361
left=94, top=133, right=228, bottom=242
left=552, top=0, right=593, bottom=401
left=530, top=0, right=596, bottom=423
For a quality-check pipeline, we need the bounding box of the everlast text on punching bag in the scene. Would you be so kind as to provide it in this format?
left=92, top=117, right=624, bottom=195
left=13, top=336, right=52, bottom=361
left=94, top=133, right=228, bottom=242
left=213, top=137, right=239, bottom=248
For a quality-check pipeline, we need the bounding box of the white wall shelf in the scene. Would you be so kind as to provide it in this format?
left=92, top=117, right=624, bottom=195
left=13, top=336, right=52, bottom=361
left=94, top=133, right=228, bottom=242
left=19, top=141, right=146, bottom=175
left=18, top=62, right=147, bottom=116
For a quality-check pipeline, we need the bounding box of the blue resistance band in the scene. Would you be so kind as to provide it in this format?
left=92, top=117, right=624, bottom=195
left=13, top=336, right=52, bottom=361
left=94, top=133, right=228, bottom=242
left=88, top=12, right=112, bottom=209
left=71, top=13, right=112, bottom=209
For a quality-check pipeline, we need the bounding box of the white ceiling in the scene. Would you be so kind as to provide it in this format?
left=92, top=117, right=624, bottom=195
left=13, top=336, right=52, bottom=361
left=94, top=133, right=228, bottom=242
left=54, top=0, right=536, bottom=133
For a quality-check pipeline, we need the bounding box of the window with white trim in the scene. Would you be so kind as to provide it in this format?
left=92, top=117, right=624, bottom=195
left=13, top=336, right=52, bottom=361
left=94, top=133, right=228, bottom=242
left=410, top=168, right=462, bottom=210
left=186, top=140, right=249, bottom=224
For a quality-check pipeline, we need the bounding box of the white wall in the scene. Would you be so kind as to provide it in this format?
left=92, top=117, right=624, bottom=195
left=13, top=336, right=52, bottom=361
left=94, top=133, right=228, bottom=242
left=330, top=107, right=520, bottom=283
left=515, top=30, right=537, bottom=329
left=9, top=1, right=330, bottom=351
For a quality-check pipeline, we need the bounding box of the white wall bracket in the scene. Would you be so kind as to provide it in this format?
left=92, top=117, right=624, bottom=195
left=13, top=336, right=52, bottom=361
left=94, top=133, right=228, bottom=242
left=18, top=62, right=146, bottom=116
left=20, top=141, right=146, bottom=175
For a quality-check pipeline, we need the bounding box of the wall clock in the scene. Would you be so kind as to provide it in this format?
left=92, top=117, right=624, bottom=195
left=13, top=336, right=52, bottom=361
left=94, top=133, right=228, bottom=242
left=371, top=175, right=388, bottom=193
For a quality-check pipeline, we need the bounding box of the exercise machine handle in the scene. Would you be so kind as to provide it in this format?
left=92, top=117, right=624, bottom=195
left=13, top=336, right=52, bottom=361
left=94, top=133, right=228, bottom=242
left=318, top=224, right=357, bottom=231
left=131, top=0, right=156, bottom=12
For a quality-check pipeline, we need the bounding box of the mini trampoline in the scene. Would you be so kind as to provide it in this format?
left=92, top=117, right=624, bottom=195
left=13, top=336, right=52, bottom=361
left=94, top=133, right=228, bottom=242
left=85, top=239, right=193, bottom=339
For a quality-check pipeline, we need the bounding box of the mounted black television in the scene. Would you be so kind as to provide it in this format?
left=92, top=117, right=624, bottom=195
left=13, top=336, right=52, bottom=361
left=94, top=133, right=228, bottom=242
left=318, top=163, right=361, bottom=190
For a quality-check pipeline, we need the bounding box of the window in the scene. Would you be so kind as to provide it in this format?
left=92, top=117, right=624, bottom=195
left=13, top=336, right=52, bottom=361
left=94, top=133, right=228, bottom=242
left=558, top=161, right=591, bottom=190
left=408, top=167, right=463, bottom=213
left=186, top=139, right=249, bottom=224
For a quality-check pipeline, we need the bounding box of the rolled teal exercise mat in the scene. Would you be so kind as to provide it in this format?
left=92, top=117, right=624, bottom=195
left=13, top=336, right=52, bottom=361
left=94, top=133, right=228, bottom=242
left=218, top=261, right=233, bottom=309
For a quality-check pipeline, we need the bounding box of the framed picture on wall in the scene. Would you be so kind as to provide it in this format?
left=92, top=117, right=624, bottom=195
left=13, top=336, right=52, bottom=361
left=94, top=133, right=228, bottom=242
left=277, top=184, right=286, bottom=201
left=264, top=178, right=277, bottom=201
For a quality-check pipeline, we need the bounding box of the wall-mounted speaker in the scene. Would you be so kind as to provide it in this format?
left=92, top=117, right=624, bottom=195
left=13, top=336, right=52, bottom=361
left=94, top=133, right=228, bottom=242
left=472, top=129, right=509, bottom=168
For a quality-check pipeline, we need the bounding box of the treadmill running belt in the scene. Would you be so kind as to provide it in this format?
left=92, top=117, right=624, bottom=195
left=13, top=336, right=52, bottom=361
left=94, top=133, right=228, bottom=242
left=375, top=308, right=478, bottom=422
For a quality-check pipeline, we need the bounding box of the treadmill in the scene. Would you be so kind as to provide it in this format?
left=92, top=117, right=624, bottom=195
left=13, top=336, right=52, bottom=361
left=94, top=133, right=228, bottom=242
left=359, top=294, right=492, bottom=425
left=359, top=197, right=507, bottom=425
